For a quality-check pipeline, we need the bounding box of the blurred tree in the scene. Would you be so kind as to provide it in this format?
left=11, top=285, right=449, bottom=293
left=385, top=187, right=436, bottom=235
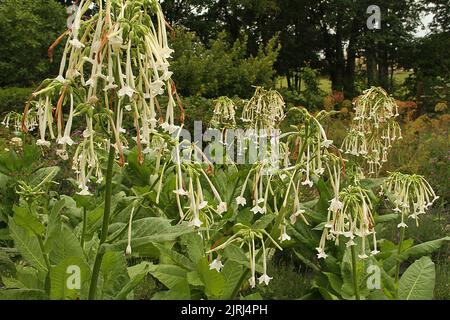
left=0, top=0, right=66, bottom=87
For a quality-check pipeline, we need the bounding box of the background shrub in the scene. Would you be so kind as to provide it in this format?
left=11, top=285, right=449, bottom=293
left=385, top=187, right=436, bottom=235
left=0, top=87, right=33, bottom=115
left=0, top=0, right=66, bottom=87
left=170, top=29, right=280, bottom=98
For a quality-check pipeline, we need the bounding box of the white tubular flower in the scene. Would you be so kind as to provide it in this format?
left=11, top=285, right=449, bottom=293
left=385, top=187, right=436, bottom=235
left=258, top=241, right=272, bottom=286
left=69, top=38, right=85, bottom=49
left=251, top=205, right=265, bottom=215
left=77, top=185, right=91, bottom=196
left=126, top=207, right=136, bottom=256
left=258, top=273, right=273, bottom=286
left=216, top=202, right=227, bottom=214
left=248, top=276, right=256, bottom=289
left=278, top=224, right=291, bottom=242
left=316, top=247, right=328, bottom=260
left=236, top=196, right=247, bottom=207
left=209, top=257, right=224, bottom=272
left=173, top=188, right=189, bottom=196
left=58, top=94, right=75, bottom=146
left=118, top=85, right=136, bottom=99
left=189, top=216, right=202, bottom=228
left=329, top=197, right=344, bottom=213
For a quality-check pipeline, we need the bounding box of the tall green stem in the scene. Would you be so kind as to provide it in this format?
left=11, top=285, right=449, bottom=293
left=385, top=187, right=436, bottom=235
left=351, top=245, right=360, bottom=300
left=88, top=144, right=115, bottom=300
left=395, top=226, right=405, bottom=285
left=81, top=206, right=87, bottom=250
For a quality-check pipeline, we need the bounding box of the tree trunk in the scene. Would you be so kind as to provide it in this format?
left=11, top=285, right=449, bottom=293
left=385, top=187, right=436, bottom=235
left=286, top=72, right=292, bottom=90
left=378, top=44, right=389, bottom=91
left=333, top=15, right=345, bottom=92
left=366, top=49, right=378, bottom=87
left=344, top=17, right=360, bottom=99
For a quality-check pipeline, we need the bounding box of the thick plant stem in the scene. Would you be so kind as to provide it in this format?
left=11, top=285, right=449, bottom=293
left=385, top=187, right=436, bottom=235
left=88, top=144, right=115, bottom=300
left=395, top=226, right=406, bottom=285
left=351, top=245, right=360, bottom=300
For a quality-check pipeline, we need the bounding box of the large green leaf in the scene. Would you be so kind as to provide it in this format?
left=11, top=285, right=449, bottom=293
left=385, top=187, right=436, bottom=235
left=323, top=272, right=343, bottom=295
left=181, top=233, right=204, bottom=264
left=13, top=205, right=45, bottom=236
left=398, top=256, right=435, bottom=300
left=197, top=258, right=225, bottom=299
left=0, top=289, right=47, bottom=300
left=15, top=265, right=42, bottom=289
left=29, top=166, right=60, bottom=188
left=8, top=217, right=46, bottom=272
left=50, top=257, right=91, bottom=300
left=399, top=237, right=450, bottom=261
left=221, top=261, right=244, bottom=300
left=99, top=251, right=130, bottom=299
left=44, top=199, right=65, bottom=253
left=147, top=263, right=188, bottom=289
left=154, top=243, right=196, bottom=271
left=151, top=280, right=191, bottom=300
left=115, top=262, right=152, bottom=300
left=49, top=226, right=84, bottom=265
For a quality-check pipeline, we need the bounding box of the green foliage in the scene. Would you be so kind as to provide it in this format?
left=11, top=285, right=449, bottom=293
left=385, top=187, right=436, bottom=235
left=398, top=256, right=435, bottom=300
left=0, top=0, right=66, bottom=87
left=171, top=29, right=280, bottom=98
left=0, top=87, right=33, bottom=115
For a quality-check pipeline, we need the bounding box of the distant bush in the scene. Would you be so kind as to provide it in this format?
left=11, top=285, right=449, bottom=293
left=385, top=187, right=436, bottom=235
left=0, top=87, right=33, bottom=115
left=0, top=0, right=66, bottom=87
left=170, top=29, right=280, bottom=98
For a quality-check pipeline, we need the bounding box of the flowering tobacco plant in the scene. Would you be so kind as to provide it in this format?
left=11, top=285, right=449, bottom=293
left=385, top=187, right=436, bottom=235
left=19, top=0, right=178, bottom=195
left=341, top=87, right=402, bottom=176
left=0, top=1, right=446, bottom=302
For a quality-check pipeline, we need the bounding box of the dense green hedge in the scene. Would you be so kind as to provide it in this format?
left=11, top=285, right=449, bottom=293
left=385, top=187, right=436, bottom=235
left=0, top=87, right=33, bottom=115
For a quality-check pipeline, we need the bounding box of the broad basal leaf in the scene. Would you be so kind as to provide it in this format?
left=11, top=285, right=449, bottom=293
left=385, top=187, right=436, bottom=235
left=8, top=217, right=46, bottom=272
left=398, top=256, right=435, bottom=300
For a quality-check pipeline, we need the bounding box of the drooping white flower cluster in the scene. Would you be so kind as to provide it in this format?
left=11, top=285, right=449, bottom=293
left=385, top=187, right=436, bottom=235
left=241, top=87, right=285, bottom=132
left=381, top=172, right=439, bottom=228
left=341, top=87, right=402, bottom=176
left=210, top=96, right=237, bottom=129
left=11, top=0, right=178, bottom=195
left=317, top=185, right=379, bottom=260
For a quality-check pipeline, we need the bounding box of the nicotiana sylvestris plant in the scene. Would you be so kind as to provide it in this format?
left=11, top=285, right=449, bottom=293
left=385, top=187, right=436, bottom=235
left=19, top=0, right=179, bottom=193
left=341, top=87, right=402, bottom=176
left=1, top=0, right=444, bottom=300
left=9, top=0, right=194, bottom=299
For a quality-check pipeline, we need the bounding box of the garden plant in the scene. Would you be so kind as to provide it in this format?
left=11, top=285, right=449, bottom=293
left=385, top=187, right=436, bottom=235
left=0, top=0, right=448, bottom=301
